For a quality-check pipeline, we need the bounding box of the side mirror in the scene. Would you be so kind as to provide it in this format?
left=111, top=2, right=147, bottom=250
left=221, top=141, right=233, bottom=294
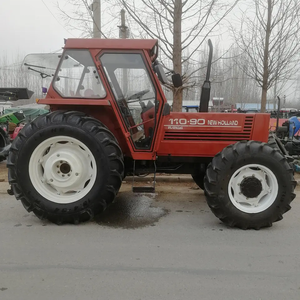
left=172, top=73, right=182, bottom=88
left=154, top=63, right=168, bottom=84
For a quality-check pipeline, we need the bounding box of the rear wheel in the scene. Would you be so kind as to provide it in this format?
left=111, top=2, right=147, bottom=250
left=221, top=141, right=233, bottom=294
left=8, top=111, right=124, bottom=224
left=205, top=141, right=296, bottom=229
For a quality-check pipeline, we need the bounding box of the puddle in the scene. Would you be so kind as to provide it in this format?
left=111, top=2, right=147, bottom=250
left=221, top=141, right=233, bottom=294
left=95, top=192, right=168, bottom=229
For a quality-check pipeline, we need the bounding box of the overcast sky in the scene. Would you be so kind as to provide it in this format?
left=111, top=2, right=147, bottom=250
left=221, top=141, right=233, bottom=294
left=0, top=0, right=298, bottom=101
left=0, top=0, right=74, bottom=61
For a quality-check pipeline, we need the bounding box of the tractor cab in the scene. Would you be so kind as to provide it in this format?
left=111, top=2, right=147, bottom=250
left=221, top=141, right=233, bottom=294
left=42, top=39, right=178, bottom=153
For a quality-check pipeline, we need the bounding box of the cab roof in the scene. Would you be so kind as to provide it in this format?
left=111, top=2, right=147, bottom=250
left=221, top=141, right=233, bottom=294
left=64, top=38, right=158, bottom=51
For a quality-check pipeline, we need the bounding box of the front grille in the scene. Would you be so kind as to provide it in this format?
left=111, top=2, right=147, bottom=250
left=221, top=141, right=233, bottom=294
left=244, top=116, right=254, bottom=132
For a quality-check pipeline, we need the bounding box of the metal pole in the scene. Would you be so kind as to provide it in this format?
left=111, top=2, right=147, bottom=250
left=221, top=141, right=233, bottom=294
left=92, top=0, right=101, bottom=38
left=119, top=9, right=128, bottom=94
left=276, top=96, right=280, bottom=134
left=119, top=9, right=127, bottom=38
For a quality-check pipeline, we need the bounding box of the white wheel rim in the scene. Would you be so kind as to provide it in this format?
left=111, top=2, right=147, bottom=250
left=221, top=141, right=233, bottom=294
left=29, top=136, right=97, bottom=204
left=228, top=164, right=278, bottom=214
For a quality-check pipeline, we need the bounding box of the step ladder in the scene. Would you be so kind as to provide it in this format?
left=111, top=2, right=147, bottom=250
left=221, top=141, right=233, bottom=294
left=132, top=160, right=156, bottom=193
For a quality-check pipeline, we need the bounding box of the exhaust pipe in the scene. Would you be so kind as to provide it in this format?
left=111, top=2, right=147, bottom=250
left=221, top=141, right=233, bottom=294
left=199, top=39, right=213, bottom=112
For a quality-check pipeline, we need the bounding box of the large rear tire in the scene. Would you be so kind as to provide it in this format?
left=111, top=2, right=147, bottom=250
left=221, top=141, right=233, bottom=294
left=204, top=141, right=296, bottom=229
left=7, top=111, right=124, bottom=224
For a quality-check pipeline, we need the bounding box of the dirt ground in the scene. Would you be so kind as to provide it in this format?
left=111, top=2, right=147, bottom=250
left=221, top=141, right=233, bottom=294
left=0, top=161, right=7, bottom=181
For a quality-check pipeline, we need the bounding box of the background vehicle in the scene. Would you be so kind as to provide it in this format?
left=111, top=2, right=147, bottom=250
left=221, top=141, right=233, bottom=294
left=268, top=97, right=300, bottom=158
left=8, top=39, right=295, bottom=229
left=0, top=110, right=25, bottom=161
left=0, top=88, right=33, bottom=161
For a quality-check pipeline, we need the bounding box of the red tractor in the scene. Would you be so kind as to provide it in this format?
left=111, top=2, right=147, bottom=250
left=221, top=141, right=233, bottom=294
left=8, top=38, right=296, bottom=229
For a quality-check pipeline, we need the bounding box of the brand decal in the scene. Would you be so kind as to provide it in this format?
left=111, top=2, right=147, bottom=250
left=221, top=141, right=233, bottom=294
left=207, top=120, right=238, bottom=126
left=167, top=118, right=239, bottom=128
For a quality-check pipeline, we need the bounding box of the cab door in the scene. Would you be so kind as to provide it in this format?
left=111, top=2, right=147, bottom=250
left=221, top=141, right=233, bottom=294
left=99, top=51, right=161, bottom=150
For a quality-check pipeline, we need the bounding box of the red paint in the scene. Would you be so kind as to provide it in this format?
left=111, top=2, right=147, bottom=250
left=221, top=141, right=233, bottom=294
left=39, top=38, right=272, bottom=160
left=156, top=113, right=269, bottom=157
left=10, top=125, right=24, bottom=140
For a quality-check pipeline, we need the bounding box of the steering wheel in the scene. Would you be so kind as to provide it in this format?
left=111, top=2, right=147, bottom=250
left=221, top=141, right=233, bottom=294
left=127, top=89, right=150, bottom=102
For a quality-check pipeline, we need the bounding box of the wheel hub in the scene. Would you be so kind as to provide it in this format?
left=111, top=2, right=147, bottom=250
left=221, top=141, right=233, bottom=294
left=228, top=164, right=278, bottom=214
left=60, top=162, right=71, bottom=174
left=240, top=177, right=262, bottom=198
left=29, top=136, right=97, bottom=204
left=43, top=149, right=84, bottom=189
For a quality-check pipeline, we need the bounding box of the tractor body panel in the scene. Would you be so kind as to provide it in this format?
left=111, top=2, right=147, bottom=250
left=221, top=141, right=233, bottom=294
left=155, top=112, right=270, bottom=157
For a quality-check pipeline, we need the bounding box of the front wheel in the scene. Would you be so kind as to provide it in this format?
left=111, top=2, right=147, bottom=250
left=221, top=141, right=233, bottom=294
left=204, top=141, right=296, bottom=229
left=8, top=111, right=124, bottom=224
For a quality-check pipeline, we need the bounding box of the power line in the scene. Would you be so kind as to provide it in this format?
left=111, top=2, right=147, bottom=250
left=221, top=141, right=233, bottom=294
left=41, top=0, right=75, bottom=37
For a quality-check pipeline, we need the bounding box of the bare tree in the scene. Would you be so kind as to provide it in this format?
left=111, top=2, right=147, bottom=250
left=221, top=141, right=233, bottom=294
left=56, top=0, right=239, bottom=110
left=115, top=0, right=239, bottom=111
left=232, top=0, right=300, bottom=112
left=56, top=0, right=120, bottom=38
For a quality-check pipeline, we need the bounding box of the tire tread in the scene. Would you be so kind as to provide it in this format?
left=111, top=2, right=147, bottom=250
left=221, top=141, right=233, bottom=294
left=204, top=140, right=295, bottom=229
left=8, top=110, right=124, bottom=224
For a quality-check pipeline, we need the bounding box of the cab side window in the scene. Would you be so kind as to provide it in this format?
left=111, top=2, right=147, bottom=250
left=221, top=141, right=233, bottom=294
left=53, top=50, right=106, bottom=98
